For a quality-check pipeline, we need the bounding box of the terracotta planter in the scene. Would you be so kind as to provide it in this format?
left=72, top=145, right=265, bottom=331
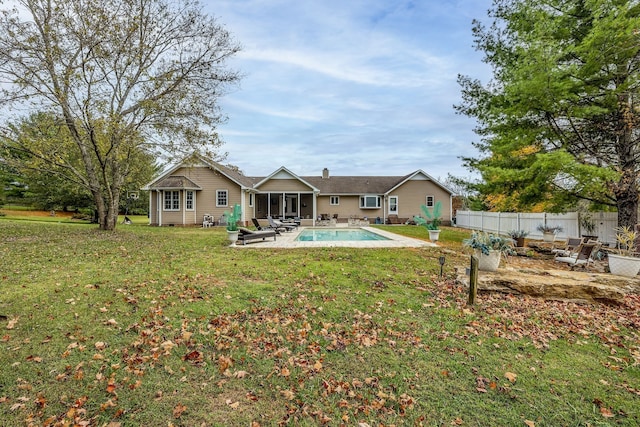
left=608, top=253, right=640, bottom=277
left=474, top=250, right=501, bottom=272
left=515, top=237, right=525, bottom=247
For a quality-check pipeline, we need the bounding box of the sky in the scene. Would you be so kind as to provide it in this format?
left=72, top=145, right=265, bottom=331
left=207, top=0, right=494, bottom=181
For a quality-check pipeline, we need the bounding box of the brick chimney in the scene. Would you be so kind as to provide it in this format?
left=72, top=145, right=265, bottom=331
left=322, top=168, right=329, bottom=179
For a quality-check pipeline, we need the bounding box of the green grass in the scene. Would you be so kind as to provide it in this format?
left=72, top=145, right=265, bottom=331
left=0, top=220, right=638, bottom=426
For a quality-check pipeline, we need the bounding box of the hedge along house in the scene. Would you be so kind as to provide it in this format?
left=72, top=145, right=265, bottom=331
left=142, top=153, right=454, bottom=227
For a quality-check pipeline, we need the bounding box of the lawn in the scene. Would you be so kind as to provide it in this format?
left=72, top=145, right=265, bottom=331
left=0, top=219, right=638, bottom=426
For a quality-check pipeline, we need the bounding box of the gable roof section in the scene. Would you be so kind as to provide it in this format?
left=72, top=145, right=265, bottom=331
left=142, top=153, right=255, bottom=190
left=386, top=170, right=454, bottom=195
left=148, top=175, right=202, bottom=190
left=254, top=166, right=319, bottom=192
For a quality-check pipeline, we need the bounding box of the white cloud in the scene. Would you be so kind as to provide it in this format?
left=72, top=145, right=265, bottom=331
left=209, top=0, right=493, bottom=179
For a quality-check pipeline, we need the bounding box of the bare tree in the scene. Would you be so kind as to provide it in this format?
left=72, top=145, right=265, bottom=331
left=0, top=0, right=241, bottom=230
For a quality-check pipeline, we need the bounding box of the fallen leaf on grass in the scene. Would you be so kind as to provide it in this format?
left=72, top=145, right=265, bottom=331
left=600, top=406, right=614, bottom=418
left=226, top=399, right=240, bottom=409
left=524, top=421, right=535, bottom=427
left=280, top=389, right=295, bottom=400
left=505, top=372, right=517, bottom=383
left=173, top=403, right=187, bottom=418
left=6, top=317, right=18, bottom=330
left=182, top=350, right=203, bottom=364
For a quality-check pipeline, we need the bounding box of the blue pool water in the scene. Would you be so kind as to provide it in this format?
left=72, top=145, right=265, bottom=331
left=296, top=228, right=390, bottom=242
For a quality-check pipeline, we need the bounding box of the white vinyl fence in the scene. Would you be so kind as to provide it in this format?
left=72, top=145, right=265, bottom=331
left=455, top=210, right=619, bottom=245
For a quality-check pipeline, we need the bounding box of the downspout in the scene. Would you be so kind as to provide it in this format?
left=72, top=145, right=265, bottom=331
left=147, top=190, right=152, bottom=225
left=383, top=194, right=387, bottom=224
left=313, top=191, right=319, bottom=226
left=182, top=190, right=186, bottom=226
left=240, top=188, right=247, bottom=226
left=157, top=190, right=162, bottom=226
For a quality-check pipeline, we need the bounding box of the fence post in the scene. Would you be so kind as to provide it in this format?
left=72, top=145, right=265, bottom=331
left=468, top=255, right=478, bottom=305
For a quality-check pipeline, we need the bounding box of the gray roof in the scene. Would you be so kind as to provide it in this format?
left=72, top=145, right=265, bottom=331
left=149, top=175, right=201, bottom=190
left=302, top=175, right=411, bottom=194
left=145, top=153, right=452, bottom=195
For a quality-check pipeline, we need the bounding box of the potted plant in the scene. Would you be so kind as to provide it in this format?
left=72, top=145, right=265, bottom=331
left=508, top=230, right=528, bottom=247
left=463, top=231, right=513, bottom=271
left=224, top=203, right=242, bottom=245
left=579, top=213, right=598, bottom=240
left=608, top=226, right=640, bottom=277
left=414, top=201, right=442, bottom=242
left=536, top=224, right=563, bottom=243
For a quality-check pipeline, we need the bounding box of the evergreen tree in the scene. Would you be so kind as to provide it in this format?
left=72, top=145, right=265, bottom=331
left=457, top=0, right=640, bottom=226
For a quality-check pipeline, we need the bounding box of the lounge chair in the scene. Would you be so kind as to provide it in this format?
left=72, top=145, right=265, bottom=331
left=267, top=216, right=297, bottom=232
left=237, top=227, right=277, bottom=245
left=253, top=217, right=282, bottom=235
left=554, top=241, right=599, bottom=269
left=551, top=237, right=583, bottom=257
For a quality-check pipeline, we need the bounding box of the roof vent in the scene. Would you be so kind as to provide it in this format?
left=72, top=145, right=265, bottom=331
left=322, top=168, right=329, bottom=179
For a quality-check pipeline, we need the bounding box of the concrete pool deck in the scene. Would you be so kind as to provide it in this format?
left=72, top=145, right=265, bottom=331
left=233, top=225, right=435, bottom=248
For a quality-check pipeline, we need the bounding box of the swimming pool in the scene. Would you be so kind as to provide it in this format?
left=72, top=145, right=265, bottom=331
left=295, top=228, right=390, bottom=242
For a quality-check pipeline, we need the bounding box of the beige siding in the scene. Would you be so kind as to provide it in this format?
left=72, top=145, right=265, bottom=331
left=317, top=195, right=384, bottom=222
left=257, top=179, right=312, bottom=192
left=389, top=180, right=451, bottom=222
left=151, top=166, right=245, bottom=226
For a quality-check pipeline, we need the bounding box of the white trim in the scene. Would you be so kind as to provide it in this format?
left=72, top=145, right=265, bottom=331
left=426, top=195, right=434, bottom=207
left=185, top=190, right=195, bottom=211
left=359, top=195, right=381, bottom=209
left=330, top=195, right=339, bottom=205
left=388, top=196, right=398, bottom=215
left=216, top=189, right=229, bottom=207
left=163, top=190, right=180, bottom=211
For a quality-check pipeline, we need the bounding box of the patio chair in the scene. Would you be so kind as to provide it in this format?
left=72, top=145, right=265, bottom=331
left=554, top=241, right=599, bottom=270
left=252, top=217, right=280, bottom=234
left=202, top=214, right=215, bottom=228
left=267, top=216, right=297, bottom=232
left=551, top=237, right=583, bottom=257
left=237, top=227, right=277, bottom=245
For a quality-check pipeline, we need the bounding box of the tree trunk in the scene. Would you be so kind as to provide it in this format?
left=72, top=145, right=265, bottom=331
left=614, top=169, right=638, bottom=229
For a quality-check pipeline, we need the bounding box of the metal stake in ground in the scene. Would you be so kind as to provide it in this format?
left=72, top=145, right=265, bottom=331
left=468, top=255, right=478, bottom=305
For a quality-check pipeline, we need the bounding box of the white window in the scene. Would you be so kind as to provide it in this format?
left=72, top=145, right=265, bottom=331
left=216, top=190, right=228, bottom=207
left=164, top=191, right=180, bottom=211
left=389, top=196, right=398, bottom=214
left=360, top=195, right=381, bottom=209
left=426, top=195, right=434, bottom=207
left=330, top=196, right=339, bottom=205
left=249, top=193, right=254, bottom=207
left=185, top=191, right=194, bottom=211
